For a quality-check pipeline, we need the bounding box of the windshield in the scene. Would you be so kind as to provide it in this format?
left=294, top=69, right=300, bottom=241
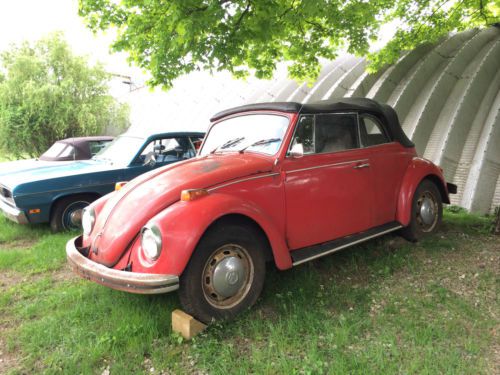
left=93, top=135, right=144, bottom=164
left=41, top=142, right=75, bottom=159
left=199, top=114, right=290, bottom=156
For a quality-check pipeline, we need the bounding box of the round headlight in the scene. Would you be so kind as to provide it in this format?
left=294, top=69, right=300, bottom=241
left=141, top=225, right=162, bottom=261
left=82, top=207, right=96, bottom=236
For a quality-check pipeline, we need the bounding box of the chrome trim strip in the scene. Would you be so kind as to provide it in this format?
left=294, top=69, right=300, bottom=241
left=208, top=173, right=280, bottom=192
left=286, top=159, right=369, bottom=174
left=292, top=225, right=402, bottom=266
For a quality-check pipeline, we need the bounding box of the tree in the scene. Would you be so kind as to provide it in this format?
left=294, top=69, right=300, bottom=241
left=79, top=0, right=499, bottom=89
left=0, top=33, right=129, bottom=157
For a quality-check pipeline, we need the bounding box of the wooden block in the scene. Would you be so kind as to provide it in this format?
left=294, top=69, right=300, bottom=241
left=172, top=309, right=207, bottom=340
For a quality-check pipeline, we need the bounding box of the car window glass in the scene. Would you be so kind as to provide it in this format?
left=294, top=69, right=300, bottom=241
left=93, top=135, right=144, bottom=165
left=57, top=144, right=75, bottom=158
left=89, top=141, right=109, bottom=156
left=359, top=115, right=390, bottom=147
left=290, top=115, right=315, bottom=154
left=199, top=114, right=289, bottom=156
left=139, top=137, right=195, bottom=163
left=314, top=114, right=358, bottom=154
left=41, top=142, right=70, bottom=158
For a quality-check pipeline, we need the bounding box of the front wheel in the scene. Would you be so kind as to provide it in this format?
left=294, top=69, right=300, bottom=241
left=50, top=195, right=94, bottom=232
left=400, top=179, right=443, bottom=241
left=179, top=223, right=266, bottom=323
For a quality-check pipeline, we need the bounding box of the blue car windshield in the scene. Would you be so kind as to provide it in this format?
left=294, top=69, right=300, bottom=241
left=93, top=135, right=144, bottom=165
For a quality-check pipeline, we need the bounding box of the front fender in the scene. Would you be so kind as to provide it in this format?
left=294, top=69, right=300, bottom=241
left=396, top=157, right=449, bottom=226
left=148, top=192, right=292, bottom=276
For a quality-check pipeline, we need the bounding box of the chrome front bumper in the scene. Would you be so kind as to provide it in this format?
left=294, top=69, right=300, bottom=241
left=66, top=236, right=179, bottom=294
left=0, top=198, right=28, bottom=224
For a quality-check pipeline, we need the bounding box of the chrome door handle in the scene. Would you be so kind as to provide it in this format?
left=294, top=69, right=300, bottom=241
left=353, top=163, right=370, bottom=169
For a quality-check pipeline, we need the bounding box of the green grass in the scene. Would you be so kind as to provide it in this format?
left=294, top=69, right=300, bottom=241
left=0, top=211, right=498, bottom=374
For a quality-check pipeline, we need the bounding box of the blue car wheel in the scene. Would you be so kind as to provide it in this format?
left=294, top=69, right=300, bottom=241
left=50, top=195, right=95, bottom=232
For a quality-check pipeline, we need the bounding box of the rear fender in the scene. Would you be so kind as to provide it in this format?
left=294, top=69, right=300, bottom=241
left=149, top=192, right=292, bottom=275
left=396, top=157, right=449, bottom=226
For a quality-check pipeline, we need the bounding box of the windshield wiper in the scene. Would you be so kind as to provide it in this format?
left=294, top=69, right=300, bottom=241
left=210, top=137, right=246, bottom=154
left=238, top=138, right=281, bottom=153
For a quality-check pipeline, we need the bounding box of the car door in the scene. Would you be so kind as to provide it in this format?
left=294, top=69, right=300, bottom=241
left=358, top=114, right=411, bottom=226
left=282, top=113, right=374, bottom=250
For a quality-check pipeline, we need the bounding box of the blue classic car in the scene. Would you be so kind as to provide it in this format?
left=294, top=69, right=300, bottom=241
left=0, top=131, right=204, bottom=231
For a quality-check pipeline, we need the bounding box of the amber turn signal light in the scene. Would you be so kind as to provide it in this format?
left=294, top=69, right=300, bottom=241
left=115, top=181, right=128, bottom=191
left=29, top=209, right=41, bottom=214
left=180, top=189, right=208, bottom=202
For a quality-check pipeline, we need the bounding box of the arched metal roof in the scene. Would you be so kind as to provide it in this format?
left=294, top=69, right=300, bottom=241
left=247, top=26, right=500, bottom=214
left=126, top=26, right=499, bottom=214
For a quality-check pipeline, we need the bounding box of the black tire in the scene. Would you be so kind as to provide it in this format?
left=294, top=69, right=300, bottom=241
left=400, top=179, right=443, bottom=242
left=179, top=223, right=267, bottom=323
left=50, top=195, right=95, bottom=232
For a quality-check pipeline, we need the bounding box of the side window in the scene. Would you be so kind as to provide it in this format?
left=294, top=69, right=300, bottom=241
left=290, top=115, right=315, bottom=154
left=290, top=113, right=359, bottom=155
left=89, top=141, right=109, bottom=156
left=139, top=137, right=196, bottom=163
left=190, top=137, right=204, bottom=155
left=359, top=115, right=390, bottom=147
left=315, top=114, right=358, bottom=153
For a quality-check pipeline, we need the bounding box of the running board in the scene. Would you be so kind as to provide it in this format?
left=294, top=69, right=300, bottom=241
left=291, top=221, right=402, bottom=266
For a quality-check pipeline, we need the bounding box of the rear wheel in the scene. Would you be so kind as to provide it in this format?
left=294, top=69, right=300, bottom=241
left=179, top=223, right=266, bottom=323
left=50, top=195, right=95, bottom=232
left=400, top=179, right=442, bottom=241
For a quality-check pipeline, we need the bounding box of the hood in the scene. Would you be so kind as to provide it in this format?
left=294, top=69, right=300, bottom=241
left=90, top=153, right=274, bottom=266
left=0, top=159, right=70, bottom=178
left=0, top=158, right=121, bottom=192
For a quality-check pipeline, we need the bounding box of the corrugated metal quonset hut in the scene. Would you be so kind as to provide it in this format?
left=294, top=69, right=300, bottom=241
left=125, top=26, right=499, bottom=214
left=245, top=26, right=500, bottom=214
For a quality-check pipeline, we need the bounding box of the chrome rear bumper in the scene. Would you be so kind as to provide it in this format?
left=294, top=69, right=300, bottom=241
left=66, top=236, right=179, bottom=294
left=0, top=199, right=28, bottom=224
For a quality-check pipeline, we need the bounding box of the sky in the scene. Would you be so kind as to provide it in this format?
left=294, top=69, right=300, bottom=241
left=0, top=0, right=396, bottom=133
left=0, top=0, right=133, bottom=74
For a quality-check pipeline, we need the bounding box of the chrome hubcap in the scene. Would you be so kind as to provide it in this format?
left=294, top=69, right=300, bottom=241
left=416, top=191, right=438, bottom=232
left=69, top=209, right=83, bottom=227
left=213, top=256, right=246, bottom=298
left=202, top=244, right=253, bottom=309
left=419, top=197, right=435, bottom=225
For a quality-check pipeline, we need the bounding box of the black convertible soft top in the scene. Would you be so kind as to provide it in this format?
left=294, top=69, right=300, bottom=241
left=210, top=98, right=414, bottom=148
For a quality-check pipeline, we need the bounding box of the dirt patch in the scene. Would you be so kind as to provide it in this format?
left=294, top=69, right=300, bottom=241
left=0, top=238, right=38, bottom=251
left=0, top=336, right=20, bottom=375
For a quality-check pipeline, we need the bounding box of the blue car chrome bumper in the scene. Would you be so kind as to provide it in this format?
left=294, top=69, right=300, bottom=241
left=0, top=199, right=28, bottom=224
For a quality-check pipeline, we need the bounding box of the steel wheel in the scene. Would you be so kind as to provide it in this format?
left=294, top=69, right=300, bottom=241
left=202, top=244, right=254, bottom=309
left=61, top=200, right=89, bottom=230
left=179, top=222, right=267, bottom=323
left=50, top=194, right=95, bottom=232
left=415, top=190, right=439, bottom=232
left=400, top=179, right=443, bottom=242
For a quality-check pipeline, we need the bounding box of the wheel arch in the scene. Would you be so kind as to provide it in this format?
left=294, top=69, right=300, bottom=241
left=49, top=192, right=101, bottom=220
left=152, top=193, right=293, bottom=276
left=396, top=158, right=450, bottom=226
left=200, top=213, right=275, bottom=263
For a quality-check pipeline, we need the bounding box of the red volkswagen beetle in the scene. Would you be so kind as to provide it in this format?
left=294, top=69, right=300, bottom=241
left=67, top=98, right=456, bottom=323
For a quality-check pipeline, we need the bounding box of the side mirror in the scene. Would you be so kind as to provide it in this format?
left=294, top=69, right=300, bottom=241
left=289, top=143, right=304, bottom=158
left=143, top=151, right=157, bottom=167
